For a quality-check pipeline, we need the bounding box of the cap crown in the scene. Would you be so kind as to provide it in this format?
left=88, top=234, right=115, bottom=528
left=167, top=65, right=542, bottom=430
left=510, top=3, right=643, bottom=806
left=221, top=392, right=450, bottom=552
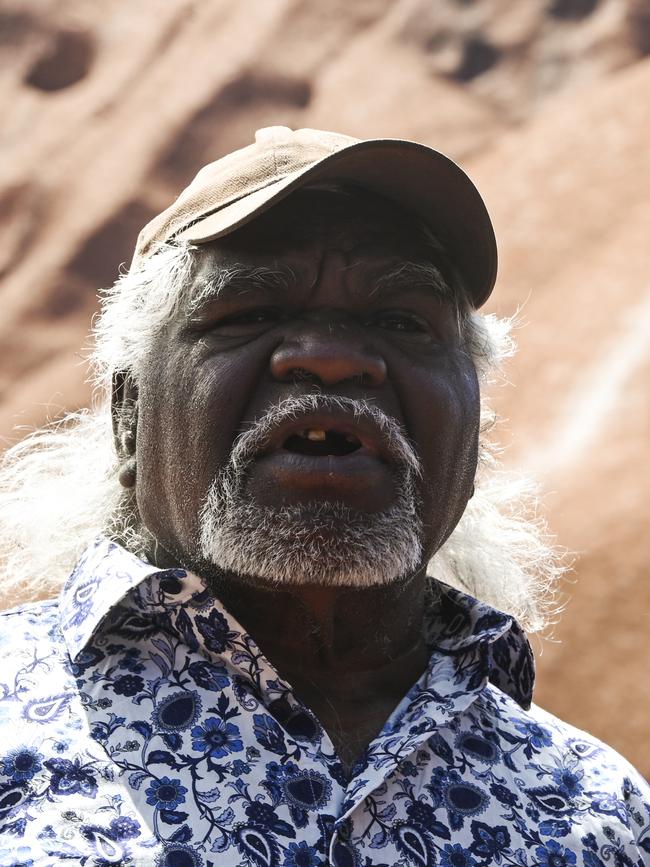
left=135, top=127, right=359, bottom=260
left=132, top=125, right=498, bottom=308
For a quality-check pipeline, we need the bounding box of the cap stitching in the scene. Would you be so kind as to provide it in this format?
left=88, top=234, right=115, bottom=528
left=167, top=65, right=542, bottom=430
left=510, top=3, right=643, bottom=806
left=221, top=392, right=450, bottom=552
left=168, top=173, right=291, bottom=242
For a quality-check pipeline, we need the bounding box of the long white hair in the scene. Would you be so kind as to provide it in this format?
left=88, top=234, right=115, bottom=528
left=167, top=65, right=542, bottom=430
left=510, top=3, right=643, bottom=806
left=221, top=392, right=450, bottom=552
left=0, top=242, right=565, bottom=631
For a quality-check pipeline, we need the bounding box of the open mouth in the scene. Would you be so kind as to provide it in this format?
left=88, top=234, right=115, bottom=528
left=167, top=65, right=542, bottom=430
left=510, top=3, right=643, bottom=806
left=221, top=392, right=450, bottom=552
left=247, top=410, right=398, bottom=508
left=283, top=428, right=363, bottom=458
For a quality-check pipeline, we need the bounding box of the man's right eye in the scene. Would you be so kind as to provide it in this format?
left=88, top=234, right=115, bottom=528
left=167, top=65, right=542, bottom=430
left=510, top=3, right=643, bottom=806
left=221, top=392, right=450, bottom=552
left=216, top=308, right=283, bottom=328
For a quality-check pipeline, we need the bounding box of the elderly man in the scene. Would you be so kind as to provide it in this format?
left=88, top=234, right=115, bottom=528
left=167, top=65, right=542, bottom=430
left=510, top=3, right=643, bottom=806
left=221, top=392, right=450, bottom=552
left=0, top=127, right=647, bottom=866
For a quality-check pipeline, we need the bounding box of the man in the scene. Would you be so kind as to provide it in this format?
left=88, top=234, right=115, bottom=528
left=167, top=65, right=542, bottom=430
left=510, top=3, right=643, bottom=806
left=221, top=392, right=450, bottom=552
left=0, top=126, right=646, bottom=866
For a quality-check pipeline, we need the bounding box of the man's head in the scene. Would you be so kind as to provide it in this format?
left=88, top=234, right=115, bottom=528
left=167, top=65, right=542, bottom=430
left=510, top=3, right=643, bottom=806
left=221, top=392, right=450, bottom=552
left=0, top=126, right=563, bottom=631
left=112, top=185, right=481, bottom=589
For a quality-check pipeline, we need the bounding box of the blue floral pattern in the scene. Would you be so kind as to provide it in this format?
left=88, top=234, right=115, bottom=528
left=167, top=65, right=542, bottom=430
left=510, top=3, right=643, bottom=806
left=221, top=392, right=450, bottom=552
left=0, top=536, right=647, bottom=865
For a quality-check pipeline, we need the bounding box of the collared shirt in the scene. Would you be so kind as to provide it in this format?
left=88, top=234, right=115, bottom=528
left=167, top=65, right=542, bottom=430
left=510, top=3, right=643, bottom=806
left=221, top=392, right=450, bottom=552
left=0, top=538, right=647, bottom=866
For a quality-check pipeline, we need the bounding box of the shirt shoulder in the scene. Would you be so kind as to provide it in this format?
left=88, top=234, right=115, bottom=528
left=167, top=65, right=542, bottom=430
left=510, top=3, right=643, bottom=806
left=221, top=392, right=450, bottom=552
left=480, top=685, right=650, bottom=859
left=0, top=597, right=58, bottom=617
left=0, top=598, right=78, bottom=726
left=0, top=598, right=61, bottom=651
left=0, top=598, right=62, bottom=664
left=528, top=700, right=650, bottom=799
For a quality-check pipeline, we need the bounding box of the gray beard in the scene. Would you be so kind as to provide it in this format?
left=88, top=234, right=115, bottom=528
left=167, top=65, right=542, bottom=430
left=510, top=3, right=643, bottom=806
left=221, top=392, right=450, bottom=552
left=198, top=395, right=424, bottom=588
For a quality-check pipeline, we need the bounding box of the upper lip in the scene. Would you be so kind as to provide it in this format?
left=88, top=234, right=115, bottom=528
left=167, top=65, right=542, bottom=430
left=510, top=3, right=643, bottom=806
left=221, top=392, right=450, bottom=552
left=259, top=409, right=394, bottom=461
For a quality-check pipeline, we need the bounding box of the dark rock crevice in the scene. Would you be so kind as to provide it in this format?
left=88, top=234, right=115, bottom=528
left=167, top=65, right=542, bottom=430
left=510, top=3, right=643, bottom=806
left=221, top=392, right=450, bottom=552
left=24, top=28, right=95, bottom=92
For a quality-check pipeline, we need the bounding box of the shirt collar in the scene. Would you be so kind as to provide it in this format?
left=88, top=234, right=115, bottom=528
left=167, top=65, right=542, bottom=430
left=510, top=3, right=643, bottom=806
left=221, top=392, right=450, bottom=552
left=60, top=537, right=534, bottom=709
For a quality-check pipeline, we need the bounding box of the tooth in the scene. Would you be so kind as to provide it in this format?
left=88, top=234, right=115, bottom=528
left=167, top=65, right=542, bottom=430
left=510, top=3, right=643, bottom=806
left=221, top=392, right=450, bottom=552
left=306, top=429, right=327, bottom=441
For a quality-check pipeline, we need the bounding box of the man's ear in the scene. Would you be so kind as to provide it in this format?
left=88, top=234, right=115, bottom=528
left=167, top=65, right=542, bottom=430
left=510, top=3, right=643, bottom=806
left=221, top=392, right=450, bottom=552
left=112, top=371, right=139, bottom=487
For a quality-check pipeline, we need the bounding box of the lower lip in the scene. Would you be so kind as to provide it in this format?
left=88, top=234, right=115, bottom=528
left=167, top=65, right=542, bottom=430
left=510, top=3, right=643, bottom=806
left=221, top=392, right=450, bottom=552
left=246, top=448, right=396, bottom=509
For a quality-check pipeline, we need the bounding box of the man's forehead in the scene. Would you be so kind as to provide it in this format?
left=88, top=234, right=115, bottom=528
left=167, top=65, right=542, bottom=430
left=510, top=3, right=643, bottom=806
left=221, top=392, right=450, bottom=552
left=191, top=187, right=443, bottom=280
left=190, top=239, right=425, bottom=304
left=193, top=235, right=423, bottom=276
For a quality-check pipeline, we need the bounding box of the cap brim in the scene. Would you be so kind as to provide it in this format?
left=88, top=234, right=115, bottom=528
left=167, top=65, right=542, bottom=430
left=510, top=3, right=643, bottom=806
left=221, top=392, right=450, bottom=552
left=174, top=139, right=497, bottom=307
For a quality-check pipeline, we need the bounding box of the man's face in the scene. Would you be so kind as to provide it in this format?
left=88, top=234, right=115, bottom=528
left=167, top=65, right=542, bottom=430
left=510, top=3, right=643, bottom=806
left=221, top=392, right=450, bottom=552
left=133, top=189, right=480, bottom=587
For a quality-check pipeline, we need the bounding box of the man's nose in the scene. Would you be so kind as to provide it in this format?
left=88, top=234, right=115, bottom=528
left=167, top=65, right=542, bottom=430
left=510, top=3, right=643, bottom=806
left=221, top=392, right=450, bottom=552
left=270, top=324, right=387, bottom=387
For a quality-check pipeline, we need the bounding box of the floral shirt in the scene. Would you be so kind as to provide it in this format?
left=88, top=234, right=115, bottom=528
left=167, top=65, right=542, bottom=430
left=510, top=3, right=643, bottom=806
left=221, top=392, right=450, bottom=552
left=0, top=538, right=647, bottom=867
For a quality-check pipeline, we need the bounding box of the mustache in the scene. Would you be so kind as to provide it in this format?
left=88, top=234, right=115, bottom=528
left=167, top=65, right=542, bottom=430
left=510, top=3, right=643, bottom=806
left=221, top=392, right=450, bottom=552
left=229, top=394, right=422, bottom=477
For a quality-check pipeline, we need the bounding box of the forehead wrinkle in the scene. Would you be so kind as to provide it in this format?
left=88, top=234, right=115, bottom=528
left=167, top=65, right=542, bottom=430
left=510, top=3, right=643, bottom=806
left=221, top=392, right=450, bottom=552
left=301, top=248, right=455, bottom=310
left=305, top=246, right=372, bottom=305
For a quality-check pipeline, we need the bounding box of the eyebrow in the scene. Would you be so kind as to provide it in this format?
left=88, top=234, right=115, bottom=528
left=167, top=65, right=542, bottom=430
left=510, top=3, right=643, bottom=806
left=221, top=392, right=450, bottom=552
left=369, top=260, right=454, bottom=303
left=187, top=262, right=298, bottom=313
left=187, top=257, right=455, bottom=316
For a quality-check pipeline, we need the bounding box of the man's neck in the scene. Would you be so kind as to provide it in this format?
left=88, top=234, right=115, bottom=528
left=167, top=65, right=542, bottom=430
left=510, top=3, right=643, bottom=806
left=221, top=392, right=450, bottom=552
left=205, top=570, right=432, bottom=771
left=146, top=539, right=433, bottom=769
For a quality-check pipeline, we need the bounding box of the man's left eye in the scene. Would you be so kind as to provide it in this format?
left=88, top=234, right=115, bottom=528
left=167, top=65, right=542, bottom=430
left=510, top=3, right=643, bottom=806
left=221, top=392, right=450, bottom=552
left=369, top=312, right=428, bottom=333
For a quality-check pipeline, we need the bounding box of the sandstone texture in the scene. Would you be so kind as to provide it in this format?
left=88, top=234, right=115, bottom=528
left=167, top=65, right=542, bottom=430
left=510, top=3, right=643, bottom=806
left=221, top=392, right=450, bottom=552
left=1, top=0, right=648, bottom=771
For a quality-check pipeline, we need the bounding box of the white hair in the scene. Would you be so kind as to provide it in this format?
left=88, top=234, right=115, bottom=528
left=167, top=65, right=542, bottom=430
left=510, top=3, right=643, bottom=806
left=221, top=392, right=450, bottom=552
left=0, top=242, right=565, bottom=631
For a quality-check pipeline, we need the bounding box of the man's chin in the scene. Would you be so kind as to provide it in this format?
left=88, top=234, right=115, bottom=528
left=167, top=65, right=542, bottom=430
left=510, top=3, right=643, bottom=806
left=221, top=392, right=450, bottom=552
left=198, top=499, right=424, bottom=590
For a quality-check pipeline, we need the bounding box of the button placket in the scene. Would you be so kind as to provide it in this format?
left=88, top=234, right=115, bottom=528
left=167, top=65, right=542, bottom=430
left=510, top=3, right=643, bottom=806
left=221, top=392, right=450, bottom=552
left=330, top=645, right=492, bottom=842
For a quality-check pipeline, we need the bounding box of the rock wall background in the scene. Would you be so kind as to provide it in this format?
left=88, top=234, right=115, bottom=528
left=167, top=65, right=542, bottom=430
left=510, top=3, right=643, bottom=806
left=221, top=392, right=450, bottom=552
left=1, top=0, right=648, bottom=772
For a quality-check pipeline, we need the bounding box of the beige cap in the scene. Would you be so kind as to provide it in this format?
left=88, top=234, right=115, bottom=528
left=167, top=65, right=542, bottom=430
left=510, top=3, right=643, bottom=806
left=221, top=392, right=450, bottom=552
left=133, top=126, right=498, bottom=307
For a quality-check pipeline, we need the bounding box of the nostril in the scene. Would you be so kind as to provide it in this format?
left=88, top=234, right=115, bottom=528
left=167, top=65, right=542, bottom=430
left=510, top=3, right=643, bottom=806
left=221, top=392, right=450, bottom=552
left=351, top=372, right=376, bottom=387
left=270, top=342, right=387, bottom=388
left=286, top=368, right=322, bottom=385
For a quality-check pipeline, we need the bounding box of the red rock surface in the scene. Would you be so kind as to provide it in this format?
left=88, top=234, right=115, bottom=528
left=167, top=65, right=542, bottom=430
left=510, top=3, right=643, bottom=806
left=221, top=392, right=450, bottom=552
left=1, top=0, right=648, bottom=772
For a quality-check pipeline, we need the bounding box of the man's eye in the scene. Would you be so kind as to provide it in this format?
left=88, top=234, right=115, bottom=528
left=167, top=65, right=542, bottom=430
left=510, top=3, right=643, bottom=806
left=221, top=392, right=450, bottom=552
left=218, top=308, right=282, bottom=327
left=370, top=312, right=428, bottom=333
